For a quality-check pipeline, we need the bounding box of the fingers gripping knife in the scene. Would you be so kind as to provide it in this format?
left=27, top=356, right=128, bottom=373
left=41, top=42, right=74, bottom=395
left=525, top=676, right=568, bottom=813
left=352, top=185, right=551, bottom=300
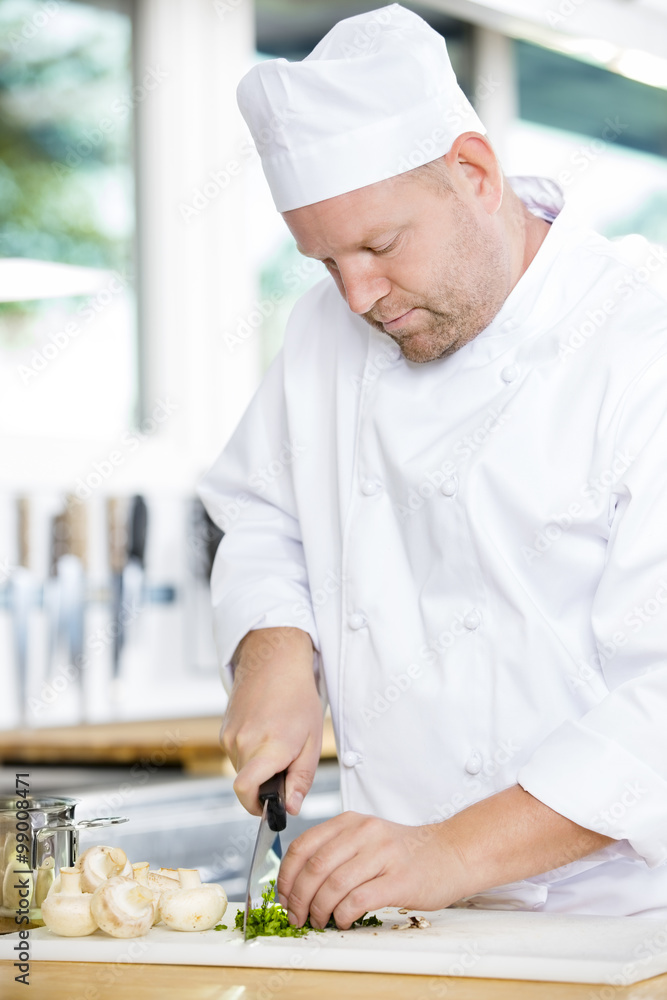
left=243, top=771, right=287, bottom=940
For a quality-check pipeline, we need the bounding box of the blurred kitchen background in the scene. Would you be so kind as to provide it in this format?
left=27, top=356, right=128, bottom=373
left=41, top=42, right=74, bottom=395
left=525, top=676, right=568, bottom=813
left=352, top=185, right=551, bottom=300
left=0, top=0, right=666, bottom=898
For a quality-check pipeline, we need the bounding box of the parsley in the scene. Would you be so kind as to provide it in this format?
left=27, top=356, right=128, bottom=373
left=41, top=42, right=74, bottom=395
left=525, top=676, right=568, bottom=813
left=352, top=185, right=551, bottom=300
left=214, top=924, right=228, bottom=931
left=235, top=881, right=311, bottom=938
left=235, top=881, right=382, bottom=938
left=351, top=913, right=383, bottom=928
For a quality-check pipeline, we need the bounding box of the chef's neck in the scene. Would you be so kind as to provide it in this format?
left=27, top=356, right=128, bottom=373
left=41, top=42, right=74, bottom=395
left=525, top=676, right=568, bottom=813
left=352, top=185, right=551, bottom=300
left=505, top=184, right=552, bottom=285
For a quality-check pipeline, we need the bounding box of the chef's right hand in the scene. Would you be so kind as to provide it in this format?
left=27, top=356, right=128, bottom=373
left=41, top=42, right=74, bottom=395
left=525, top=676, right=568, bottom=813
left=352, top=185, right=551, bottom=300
left=220, top=626, right=323, bottom=817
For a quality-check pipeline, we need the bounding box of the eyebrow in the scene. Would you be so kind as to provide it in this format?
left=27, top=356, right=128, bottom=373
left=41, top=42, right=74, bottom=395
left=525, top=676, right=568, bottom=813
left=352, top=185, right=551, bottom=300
left=295, top=225, right=403, bottom=260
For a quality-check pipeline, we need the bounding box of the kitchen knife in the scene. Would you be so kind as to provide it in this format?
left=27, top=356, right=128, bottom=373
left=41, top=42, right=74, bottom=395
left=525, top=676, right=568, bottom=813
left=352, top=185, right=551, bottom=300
left=243, top=770, right=287, bottom=940
left=119, top=493, right=147, bottom=655
left=110, top=495, right=147, bottom=684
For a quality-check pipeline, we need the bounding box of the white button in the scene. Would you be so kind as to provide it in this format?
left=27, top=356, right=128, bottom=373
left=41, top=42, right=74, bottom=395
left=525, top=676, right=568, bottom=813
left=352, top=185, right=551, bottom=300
left=501, top=363, right=519, bottom=383
left=348, top=612, right=367, bottom=630
left=342, top=750, right=362, bottom=768
left=361, top=480, right=382, bottom=496
left=465, top=752, right=482, bottom=775
left=463, top=609, right=482, bottom=630
left=440, top=476, right=457, bottom=497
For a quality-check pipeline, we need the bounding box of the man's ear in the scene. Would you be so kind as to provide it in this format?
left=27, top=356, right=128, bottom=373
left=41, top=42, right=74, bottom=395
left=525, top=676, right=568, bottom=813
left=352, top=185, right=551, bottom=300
left=444, top=132, right=503, bottom=215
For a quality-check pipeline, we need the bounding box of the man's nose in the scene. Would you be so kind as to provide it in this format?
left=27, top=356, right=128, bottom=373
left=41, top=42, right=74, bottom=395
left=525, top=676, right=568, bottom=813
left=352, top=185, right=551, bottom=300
left=338, top=262, right=391, bottom=315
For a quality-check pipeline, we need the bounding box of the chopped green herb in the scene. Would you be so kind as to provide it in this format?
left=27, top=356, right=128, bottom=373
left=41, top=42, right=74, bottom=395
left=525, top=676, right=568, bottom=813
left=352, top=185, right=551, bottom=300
left=236, top=881, right=382, bottom=939
left=214, top=924, right=228, bottom=931
left=351, top=913, right=383, bottom=927
left=236, top=881, right=311, bottom=938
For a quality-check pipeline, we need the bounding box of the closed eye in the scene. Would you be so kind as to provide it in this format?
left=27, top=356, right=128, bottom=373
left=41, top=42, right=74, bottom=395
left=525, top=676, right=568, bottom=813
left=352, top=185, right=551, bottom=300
left=370, top=239, right=399, bottom=256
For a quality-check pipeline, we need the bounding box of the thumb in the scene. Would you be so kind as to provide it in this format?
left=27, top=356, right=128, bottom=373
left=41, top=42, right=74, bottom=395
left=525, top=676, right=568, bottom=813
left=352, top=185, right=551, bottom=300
left=234, top=750, right=286, bottom=815
left=285, top=735, right=319, bottom=816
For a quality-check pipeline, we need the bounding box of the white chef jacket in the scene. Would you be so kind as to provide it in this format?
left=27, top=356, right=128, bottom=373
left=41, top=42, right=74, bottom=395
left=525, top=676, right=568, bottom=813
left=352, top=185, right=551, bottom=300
left=199, top=178, right=667, bottom=917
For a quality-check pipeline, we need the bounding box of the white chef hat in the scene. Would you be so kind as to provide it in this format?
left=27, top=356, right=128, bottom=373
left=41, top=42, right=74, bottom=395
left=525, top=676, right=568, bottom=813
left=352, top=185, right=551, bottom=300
left=237, top=3, right=486, bottom=212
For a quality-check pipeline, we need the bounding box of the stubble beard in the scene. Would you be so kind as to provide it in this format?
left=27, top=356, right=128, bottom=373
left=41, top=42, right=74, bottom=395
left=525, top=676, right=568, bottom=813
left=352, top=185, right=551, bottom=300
left=360, top=199, right=509, bottom=364
left=361, top=306, right=490, bottom=363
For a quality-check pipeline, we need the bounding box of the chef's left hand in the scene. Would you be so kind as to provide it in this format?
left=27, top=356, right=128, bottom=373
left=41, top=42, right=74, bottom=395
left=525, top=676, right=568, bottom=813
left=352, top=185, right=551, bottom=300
left=276, top=811, right=466, bottom=929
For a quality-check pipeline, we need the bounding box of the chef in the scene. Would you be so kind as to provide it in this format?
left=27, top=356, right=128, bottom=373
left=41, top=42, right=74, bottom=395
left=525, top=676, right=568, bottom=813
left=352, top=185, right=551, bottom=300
left=199, top=4, right=667, bottom=928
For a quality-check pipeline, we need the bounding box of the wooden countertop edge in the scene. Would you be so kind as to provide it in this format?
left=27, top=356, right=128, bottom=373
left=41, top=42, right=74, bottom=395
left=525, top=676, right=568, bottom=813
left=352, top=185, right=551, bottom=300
left=0, top=714, right=338, bottom=767
left=3, top=958, right=666, bottom=1000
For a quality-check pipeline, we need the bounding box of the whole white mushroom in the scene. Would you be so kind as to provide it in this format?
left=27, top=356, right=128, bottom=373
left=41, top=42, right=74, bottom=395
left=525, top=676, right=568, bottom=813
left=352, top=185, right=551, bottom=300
left=76, top=845, right=133, bottom=893
left=41, top=867, right=97, bottom=937
left=159, top=869, right=227, bottom=932
left=91, top=875, right=156, bottom=938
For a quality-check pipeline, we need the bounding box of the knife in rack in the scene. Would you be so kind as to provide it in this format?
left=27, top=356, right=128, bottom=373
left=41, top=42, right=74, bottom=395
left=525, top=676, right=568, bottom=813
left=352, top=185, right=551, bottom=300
left=243, top=770, right=288, bottom=940
left=110, top=495, right=147, bottom=686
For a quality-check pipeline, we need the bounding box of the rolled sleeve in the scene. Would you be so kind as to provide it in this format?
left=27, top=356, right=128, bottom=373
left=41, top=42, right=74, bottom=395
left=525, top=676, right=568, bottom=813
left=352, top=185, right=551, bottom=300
left=519, top=348, right=667, bottom=868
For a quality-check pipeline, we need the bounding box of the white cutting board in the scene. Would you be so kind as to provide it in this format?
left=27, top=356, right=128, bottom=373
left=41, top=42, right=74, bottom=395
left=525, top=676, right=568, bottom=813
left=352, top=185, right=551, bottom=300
left=3, top=904, right=667, bottom=984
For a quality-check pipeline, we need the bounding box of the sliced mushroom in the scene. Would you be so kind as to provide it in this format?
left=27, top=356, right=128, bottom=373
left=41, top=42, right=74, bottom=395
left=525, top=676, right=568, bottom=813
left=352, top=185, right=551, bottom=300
left=90, top=875, right=156, bottom=938
left=159, top=868, right=227, bottom=932
left=76, top=845, right=133, bottom=893
left=40, top=867, right=97, bottom=937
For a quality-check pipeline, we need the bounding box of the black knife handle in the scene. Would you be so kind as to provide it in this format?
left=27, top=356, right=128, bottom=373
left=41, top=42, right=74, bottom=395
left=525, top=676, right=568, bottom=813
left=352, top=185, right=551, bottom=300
left=128, top=495, right=148, bottom=566
left=259, top=770, right=287, bottom=832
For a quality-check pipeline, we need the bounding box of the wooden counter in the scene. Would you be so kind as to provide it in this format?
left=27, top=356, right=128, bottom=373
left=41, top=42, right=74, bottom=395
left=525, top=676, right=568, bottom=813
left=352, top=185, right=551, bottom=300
left=2, top=960, right=667, bottom=1000
left=0, top=713, right=338, bottom=773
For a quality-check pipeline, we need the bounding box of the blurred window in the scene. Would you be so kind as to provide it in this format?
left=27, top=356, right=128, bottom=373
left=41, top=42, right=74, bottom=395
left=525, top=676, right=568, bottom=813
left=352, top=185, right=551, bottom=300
left=507, top=39, right=667, bottom=241
left=0, top=0, right=136, bottom=441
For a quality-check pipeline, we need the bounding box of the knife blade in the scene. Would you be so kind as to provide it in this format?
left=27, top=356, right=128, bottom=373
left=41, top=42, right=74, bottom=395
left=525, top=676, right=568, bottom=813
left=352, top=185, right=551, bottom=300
left=243, top=770, right=287, bottom=940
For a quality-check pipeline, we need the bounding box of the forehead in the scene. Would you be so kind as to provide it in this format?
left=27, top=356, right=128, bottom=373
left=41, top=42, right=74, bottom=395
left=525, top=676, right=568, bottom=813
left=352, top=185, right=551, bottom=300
left=283, top=172, right=423, bottom=258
